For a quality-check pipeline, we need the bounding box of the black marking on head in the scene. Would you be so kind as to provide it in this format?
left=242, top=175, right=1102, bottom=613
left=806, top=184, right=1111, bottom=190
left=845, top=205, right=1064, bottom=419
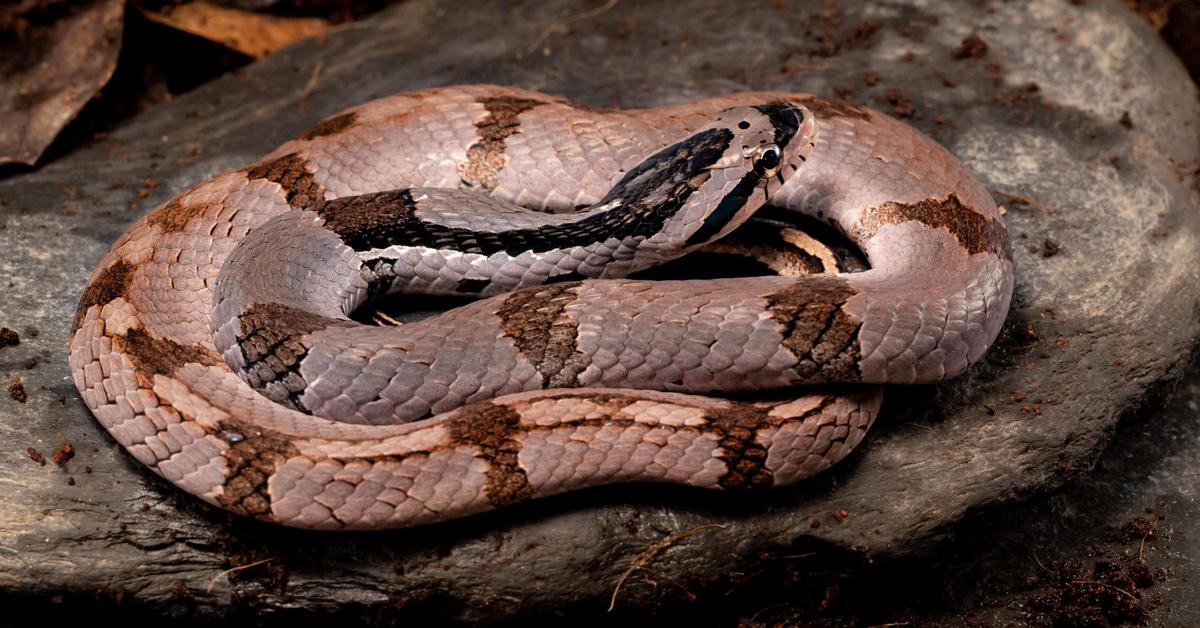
left=684, top=169, right=763, bottom=246
left=753, top=102, right=804, bottom=147
left=684, top=103, right=806, bottom=247
left=324, top=128, right=734, bottom=255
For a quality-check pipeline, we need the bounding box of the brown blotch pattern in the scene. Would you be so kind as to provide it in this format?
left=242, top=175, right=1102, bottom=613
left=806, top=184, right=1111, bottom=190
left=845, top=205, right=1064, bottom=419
left=214, top=420, right=301, bottom=519
left=767, top=276, right=863, bottom=382
left=235, top=303, right=336, bottom=411
left=458, top=96, right=547, bottom=190
left=245, top=152, right=325, bottom=210
left=496, top=282, right=589, bottom=389
left=447, top=402, right=535, bottom=506
left=317, top=189, right=417, bottom=239
left=855, top=194, right=1012, bottom=260
left=298, top=111, right=359, bottom=140
left=709, top=403, right=775, bottom=489
left=120, top=327, right=224, bottom=382
left=74, top=259, right=136, bottom=330
left=794, top=95, right=872, bottom=121
left=145, top=198, right=213, bottom=234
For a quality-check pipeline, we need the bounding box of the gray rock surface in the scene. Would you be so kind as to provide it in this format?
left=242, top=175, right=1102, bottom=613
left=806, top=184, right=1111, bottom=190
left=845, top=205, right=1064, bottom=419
left=0, top=0, right=1198, bottom=622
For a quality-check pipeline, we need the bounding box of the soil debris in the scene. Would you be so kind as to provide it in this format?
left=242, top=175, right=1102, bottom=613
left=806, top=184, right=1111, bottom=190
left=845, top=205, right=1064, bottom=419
left=52, top=442, right=75, bottom=465
left=8, top=375, right=27, bottom=402
left=953, top=33, right=988, bottom=59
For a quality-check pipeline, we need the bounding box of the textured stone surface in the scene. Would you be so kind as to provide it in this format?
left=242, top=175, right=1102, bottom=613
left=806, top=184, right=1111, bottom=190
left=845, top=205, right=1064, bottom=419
left=0, top=0, right=1198, bottom=622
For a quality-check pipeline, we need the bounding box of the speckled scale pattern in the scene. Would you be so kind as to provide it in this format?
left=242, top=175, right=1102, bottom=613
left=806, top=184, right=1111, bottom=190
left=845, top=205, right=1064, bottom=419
left=69, top=85, right=1013, bottom=529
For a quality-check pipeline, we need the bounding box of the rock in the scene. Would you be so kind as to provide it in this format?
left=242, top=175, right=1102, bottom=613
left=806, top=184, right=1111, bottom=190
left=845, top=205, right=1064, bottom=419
left=0, top=0, right=1197, bottom=622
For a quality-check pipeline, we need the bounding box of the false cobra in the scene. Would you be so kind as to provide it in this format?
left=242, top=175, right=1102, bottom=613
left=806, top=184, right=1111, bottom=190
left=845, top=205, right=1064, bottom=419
left=69, top=85, right=1014, bottom=530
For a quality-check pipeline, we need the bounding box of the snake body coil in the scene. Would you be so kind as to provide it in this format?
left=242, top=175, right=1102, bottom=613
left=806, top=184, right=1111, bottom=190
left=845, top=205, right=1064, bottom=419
left=70, top=86, right=1013, bottom=530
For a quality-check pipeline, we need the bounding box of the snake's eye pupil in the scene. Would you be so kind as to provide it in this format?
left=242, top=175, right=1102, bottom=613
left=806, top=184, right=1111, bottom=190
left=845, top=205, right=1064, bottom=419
left=756, top=145, right=782, bottom=170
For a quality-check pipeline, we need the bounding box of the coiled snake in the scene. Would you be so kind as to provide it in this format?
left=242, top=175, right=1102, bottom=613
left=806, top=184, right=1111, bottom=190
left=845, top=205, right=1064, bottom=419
left=69, top=85, right=1013, bottom=530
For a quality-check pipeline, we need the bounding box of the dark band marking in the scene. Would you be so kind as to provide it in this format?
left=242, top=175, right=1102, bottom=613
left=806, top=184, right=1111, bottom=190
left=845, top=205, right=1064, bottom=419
left=452, top=270, right=590, bottom=294
left=855, top=194, right=1011, bottom=260
left=713, top=395, right=844, bottom=489
left=74, top=259, right=137, bottom=330
left=709, top=403, right=775, bottom=489
left=235, top=303, right=336, bottom=411
left=324, top=128, right=734, bottom=255
left=458, top=96, right=547, bottom=190
left=214, top=420, right=300, bottom=520
left=362, top=257, right=402, bottom=301
left=146, top=198, right=213, bottom=234
left=794, top=95, right=871, bottom=121
left=447, top=402, right=535, bottom=506
left=767, top=276, right=863, bottom=382
left=454, top=271, right=592, bottom=296
left=496, top=282, right=589, bottom=389
left=545, top=271, right=589, bottom=285
left=318, top=189, right=418, bottom=239
left=455, top=277, right=492, bottom=294
left=245, top=152, right=325, bottom=210
left=298, top=111, right=359, bottom=141
left=120, top=327, right=224, bottom=383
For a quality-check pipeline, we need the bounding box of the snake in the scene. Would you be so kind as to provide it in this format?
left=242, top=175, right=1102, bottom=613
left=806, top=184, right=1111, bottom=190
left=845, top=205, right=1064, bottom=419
left=69, top=85, right=1013, bottom=530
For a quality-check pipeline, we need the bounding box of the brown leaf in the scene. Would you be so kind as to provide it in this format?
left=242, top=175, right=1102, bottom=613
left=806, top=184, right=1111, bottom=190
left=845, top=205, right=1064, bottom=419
left=0, top=0, right=125, bottom=167
left=142, top=1, right=330, bottom=59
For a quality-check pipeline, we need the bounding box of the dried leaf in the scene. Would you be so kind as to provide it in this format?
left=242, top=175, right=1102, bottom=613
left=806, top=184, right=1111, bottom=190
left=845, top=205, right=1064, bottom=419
left=0, top=0, right=125, bottom=167
left=142, top=1, right=331, bottom=59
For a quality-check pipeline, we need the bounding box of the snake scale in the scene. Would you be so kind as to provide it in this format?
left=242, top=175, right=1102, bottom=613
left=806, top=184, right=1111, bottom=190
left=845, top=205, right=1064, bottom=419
left=69, top=85, right=1013, bottom=530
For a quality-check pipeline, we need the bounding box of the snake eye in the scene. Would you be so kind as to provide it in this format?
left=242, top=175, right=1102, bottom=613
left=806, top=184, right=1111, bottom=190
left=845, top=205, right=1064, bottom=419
left=754, top=144, right=782, bottom=173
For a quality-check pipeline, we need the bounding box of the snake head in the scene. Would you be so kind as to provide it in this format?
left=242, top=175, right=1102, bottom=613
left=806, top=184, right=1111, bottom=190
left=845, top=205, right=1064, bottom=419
left=585, top=102, right=816, bottom=269
left=677, top=102, right=816, bottom=247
